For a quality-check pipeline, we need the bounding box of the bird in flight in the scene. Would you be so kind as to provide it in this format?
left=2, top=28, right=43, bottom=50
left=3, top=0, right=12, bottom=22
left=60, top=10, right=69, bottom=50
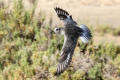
left=54, top=7, right=92, bottom=75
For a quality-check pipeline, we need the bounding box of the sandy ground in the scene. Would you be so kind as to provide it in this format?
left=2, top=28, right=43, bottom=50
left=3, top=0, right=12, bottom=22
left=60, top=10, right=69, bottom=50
left=2, top=0, right=120, bottom=27
left=35, top=0, right=120, bottom=27
left=1, top=0, right=120, bottom=45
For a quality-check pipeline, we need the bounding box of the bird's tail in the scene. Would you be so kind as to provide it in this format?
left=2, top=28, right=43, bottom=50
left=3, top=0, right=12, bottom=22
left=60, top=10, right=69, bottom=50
left=80, top=24, right=92, bottom=43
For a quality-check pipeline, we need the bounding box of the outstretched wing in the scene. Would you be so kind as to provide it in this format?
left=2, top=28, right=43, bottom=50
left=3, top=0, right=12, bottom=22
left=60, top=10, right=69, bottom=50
left=79, top=24, right=92, bottom=43
left=55, top=36, right=78, bottom=75
left=54, top=7, right=76, bottom=25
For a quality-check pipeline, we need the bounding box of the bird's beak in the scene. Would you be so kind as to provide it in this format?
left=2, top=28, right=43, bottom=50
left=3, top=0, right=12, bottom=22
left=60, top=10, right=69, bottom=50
left=50, top=30, right=55, bottom=34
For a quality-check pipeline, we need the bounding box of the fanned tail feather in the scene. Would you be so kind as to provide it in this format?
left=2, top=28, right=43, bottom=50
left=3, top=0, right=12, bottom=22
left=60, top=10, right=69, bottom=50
left=80, top=24, right=92, bottom=43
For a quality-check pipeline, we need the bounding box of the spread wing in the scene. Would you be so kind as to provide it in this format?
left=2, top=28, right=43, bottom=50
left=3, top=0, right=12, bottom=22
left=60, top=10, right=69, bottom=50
left=54, top=7, right=76, bottom=25
left=55, top=36, right=78, bottom=75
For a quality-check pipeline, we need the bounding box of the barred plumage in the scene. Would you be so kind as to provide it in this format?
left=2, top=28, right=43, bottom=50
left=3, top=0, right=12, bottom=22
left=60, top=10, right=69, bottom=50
left=55, top=36, right=78, bottom=75
left=54, top=7, right=76, bottom=25
left=54, top=7, right=92, bottom=75
left=54, top=7, right=70, bottom=20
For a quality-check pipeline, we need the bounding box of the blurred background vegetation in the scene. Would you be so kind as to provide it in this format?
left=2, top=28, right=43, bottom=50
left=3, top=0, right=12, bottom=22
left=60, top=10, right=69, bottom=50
left=0, top=0, right=120, bottom=80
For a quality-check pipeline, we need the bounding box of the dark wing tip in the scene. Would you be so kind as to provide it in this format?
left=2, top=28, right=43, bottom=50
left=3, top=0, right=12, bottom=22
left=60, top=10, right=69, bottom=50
left=54, top=7, right=70, bottom=20
left=54, top=7, right=58, bottom=11
left=54, top=7, right=69, bottom=15
left=54, top=65, right=67, bottom=76
left=54, top=69, right=66, bottom=76
left=54, top=71, right=61, bottom=76
left=54, top=53, right=72, bottom=75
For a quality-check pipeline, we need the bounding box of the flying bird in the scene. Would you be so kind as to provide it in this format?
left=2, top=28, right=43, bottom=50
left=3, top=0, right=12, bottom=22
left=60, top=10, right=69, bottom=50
left=54, top=7, right=92, bottom=75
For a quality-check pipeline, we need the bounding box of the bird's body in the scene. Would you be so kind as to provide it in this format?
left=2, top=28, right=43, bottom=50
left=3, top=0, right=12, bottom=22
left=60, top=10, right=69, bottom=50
left=54, top=7, right=92, bottom=75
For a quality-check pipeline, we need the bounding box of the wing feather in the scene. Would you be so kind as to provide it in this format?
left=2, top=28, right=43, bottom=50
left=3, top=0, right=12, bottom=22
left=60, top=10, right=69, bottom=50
left=54, top=7, right=76, bottom=25
left=55, top=36, right=77, bottom=75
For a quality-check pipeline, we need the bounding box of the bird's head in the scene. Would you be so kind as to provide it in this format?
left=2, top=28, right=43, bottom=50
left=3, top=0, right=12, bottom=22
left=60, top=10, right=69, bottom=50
left=54, top=28, right=64, bottom=35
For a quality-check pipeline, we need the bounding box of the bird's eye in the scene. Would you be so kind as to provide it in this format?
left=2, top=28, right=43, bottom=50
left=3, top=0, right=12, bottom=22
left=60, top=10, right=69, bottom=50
left=56, top=28, right=60, bottom=31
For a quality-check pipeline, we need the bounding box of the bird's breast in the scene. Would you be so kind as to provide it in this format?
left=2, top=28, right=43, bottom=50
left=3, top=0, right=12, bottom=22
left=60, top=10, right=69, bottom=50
left=65, top=29, right=79, bottom=38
